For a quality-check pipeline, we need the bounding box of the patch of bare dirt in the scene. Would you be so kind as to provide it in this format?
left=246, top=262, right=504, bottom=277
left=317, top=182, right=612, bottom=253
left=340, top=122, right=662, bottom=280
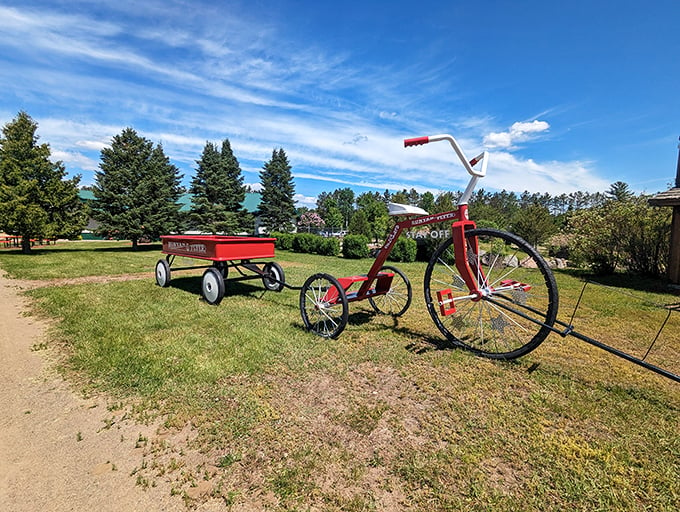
left=0, top=269, right=226, bottom=511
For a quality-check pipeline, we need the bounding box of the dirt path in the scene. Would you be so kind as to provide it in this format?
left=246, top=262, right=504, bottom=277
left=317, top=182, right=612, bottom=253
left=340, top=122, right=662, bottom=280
left=0, top=270, right=191, bottom=511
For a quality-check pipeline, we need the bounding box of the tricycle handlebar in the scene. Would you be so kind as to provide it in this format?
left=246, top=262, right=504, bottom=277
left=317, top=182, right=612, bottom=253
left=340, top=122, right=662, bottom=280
left=404, top=133, right=488, bottom=178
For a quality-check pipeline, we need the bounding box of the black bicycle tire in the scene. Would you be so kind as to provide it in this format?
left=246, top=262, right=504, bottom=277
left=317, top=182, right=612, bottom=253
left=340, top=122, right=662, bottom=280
left=367, top=265, right=412, bottom=317
left=299, top=273, right=349, bottom=339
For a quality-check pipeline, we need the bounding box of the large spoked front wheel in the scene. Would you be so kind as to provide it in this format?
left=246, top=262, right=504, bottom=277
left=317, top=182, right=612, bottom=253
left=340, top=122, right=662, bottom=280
left=424, top=228, right=558, bottom=360
left=368, top=265, right=412, bottom=317
left=300, top=273, right=349, bottom=339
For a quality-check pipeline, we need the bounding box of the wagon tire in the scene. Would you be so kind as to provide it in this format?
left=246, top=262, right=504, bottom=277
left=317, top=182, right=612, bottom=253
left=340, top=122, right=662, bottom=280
left=155, top=259, right=171, bottom=288
left=202, top=267, right=225, bottom=305
left=300, top=273, right=348, bottom=339
left=214, top=261, right=229, bottom=279
left=262, top=261, right=285, bottom=292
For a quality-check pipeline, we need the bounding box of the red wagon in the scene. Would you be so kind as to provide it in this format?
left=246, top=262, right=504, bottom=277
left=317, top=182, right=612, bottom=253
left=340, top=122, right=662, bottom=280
left=155, top=235, right=285, bottom=305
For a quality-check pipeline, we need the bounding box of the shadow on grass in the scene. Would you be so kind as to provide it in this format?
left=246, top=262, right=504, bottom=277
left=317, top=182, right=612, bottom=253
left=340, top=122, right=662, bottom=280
left=91, top=243, right=163, bottom=253
left=166, top=275, right=202, bottom=297
left=555, top=268, right=678, bottom=296
left=167, top=275, right=275, bottom=301
left=0, top=242, right=163, bottom=255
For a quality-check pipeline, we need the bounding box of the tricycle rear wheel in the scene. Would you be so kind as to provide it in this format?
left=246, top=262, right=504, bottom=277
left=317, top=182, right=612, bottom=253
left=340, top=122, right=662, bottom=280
left=300, top=273, right=348, bottom=339
left=368, top=265, right=412, bottom=317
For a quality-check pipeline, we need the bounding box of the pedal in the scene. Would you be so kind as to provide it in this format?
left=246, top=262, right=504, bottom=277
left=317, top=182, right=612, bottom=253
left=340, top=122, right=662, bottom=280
left=436, top=289, right=456, bottom=316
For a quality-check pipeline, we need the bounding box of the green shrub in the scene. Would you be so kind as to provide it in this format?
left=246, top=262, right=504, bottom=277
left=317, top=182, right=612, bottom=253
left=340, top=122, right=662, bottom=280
left=317, top=237, right=340, bottom=256
left=415, top=237, right=440, bottom=262
left=271, top=232, right=294, bottom=251
left=292, top=233, right=321, bottom=254
left=388, top=237, right=417, bottom=262
left=568, top=196, right=671, bottom=276
left=342, top=234, right=369, bottom=259
left=547, top=233, right=571, bottom=259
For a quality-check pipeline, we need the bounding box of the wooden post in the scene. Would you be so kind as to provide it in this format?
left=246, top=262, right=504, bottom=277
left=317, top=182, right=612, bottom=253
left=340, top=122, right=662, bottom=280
left=671, top=137, right=680, bottom=284
left=648, top=137, right=680, bottom=285
left=670, top=207, right=680, bottom=284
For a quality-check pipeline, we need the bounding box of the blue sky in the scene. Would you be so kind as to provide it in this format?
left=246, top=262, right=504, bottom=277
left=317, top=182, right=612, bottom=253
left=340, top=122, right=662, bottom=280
left=1, top=0, right=678, bottom=208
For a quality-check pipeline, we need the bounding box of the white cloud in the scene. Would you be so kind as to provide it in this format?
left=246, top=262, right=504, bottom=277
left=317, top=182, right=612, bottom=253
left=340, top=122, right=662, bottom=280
left=0, top=3, right=616, bottom=200
left=483, top=120, right=550, bottom=150
left=76, top=140, right=109, bottom=151
left=483, top=151, right=609, bottom=195
left=294, top=194, right=318, bottom=208
left=51, top=150, right=99, bottom=172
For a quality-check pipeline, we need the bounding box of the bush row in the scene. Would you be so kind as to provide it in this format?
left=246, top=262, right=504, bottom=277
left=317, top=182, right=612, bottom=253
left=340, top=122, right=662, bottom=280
left=270, top=232, right=419, bottom=262
left=271, top=232, right=339, bottom=256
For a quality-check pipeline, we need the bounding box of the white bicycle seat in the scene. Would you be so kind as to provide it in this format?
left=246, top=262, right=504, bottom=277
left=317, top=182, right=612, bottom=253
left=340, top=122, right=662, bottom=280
left=388, top=202, right=429, bottom=217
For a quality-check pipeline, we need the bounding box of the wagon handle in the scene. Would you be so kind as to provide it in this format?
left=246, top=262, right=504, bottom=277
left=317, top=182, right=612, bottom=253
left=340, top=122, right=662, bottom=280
left=404, top=134, right=488, bottom=178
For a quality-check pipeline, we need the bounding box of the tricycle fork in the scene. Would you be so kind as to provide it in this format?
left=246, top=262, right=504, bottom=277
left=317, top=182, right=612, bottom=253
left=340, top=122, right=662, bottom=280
left=451, top=217, right=483, bottom=299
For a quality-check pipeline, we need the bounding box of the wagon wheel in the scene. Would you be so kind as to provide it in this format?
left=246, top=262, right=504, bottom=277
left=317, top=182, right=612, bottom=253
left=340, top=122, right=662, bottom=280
left=368, top=265, right=412, bottom=317
left=214, top=261, right=229, bottom=279
left=202, top=267, right=226, bottom=305
left=262, top=261, right=285, bottom=292
left=300, top=273, right=348, bottom=339
left=155, top=259, right=171, bottom=288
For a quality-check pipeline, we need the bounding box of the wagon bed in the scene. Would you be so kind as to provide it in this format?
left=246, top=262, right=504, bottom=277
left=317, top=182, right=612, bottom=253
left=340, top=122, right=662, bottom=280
left=155, top=235, right=285, bottom=305
left=160, top=235, right=276, bottom=261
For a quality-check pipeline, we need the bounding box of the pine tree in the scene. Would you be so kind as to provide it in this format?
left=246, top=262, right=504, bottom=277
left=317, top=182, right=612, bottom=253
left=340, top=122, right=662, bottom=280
left=418, top=191, right=436, bottom=214
left=511, top=203, right=557, bottom=248
left=92, top=128, right=183, bottom=249
left=259, top=148, right=296, bottom=233
left=605, top=181, right=634, bottom=201
left=0, top=111, right=87, bottom=253
left=189, top=139, right=250, bottom=234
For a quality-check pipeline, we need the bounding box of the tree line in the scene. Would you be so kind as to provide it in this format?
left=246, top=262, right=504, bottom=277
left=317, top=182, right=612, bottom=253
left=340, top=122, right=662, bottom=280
left=0, top=111, right=671, bottom=277
left=306, top=181, right=670, bottom=277
left=0, top=112, right=296, bottom=252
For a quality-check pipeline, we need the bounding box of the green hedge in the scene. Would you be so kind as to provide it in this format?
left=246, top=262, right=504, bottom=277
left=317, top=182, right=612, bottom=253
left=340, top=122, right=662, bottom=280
left=342, top=234, right=370, bottom=259
left=318, top=237, right=340, bottom=256
left=271, top=232, right=339, bottom=256
left=271, top=232, right=294, bottom=251
left=387, top=237, right=417, bottom=262
left=292, top=233, right=319, bottom=254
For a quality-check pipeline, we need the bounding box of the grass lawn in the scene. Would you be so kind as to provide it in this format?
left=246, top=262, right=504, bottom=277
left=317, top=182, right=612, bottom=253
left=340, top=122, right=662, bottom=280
left=1, top=240, right=678, bottom=510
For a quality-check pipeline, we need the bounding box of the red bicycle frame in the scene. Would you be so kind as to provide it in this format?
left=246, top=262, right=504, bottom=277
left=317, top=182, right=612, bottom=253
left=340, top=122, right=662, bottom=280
left=356, top=205, right=479, bottom=300
left=333, top=134, right=490, bottom=305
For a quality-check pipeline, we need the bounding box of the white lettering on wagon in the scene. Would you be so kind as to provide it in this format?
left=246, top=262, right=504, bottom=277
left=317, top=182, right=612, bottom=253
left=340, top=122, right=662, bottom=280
left=167, top=241, right=208, bottom=254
